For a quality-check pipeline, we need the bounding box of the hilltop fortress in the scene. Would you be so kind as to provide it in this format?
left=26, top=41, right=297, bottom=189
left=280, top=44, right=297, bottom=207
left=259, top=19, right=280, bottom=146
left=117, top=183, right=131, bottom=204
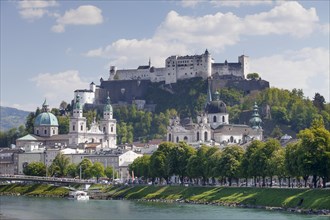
left=109, top=49, right=248, bottom=84
left=74, top=50, right=269, bottom=109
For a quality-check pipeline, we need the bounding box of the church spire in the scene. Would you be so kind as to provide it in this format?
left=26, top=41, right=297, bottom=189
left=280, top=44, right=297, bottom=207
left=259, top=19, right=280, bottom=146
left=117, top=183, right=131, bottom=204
left=42, top=98, right=49, bottom=112
left=249, top=102, right=262, bottom=129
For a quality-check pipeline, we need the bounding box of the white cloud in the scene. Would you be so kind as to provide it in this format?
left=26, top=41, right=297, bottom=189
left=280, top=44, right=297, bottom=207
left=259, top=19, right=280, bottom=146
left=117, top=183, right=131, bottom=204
left=180, top=0, right=273, bottom=8
left=210, top=0, right=273, bottom=8
left=251, top=47, right=330, bottom=102
left=244, top=1, right=319, bottom=37
left=18, top=0, right=58, bottom=21
left=84, top=47, right=103, bottom=57
left=30, top=70, right=89, bottom=108
left=84, top=2, right=325, bottom=69
left=51, top=5, right=103, bottom=33
left=180, top=0, right=204, bottom=8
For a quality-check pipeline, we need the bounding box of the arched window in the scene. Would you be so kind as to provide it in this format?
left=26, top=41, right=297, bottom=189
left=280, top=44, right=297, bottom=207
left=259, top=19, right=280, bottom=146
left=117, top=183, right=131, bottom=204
left=222, top=116, right=225, bottom=122
left=111, top=127, right=113, bottom=132
left=176, top=136, right=179, bottom=143
left=196, top=132, right=199, bottom=141
left=103, top=127, right=106, bottom=133
left=81, top=125, right=83, bottom=131
left=73, top=125, right=75, bottom=131
left=230, top=136, right=234, bottom=143
left=36, top=130, right=39, bottom=135
left=53, top=130, right=55, bottom=134
left=204, top=132, right=208, bottom=141
left=44, top=129, right=47, bottom=135
left=169, top=134, right=172, bottom=141
left=213, top=116, right=217, bottom=122
left=184, top=136, right=188, bottom=141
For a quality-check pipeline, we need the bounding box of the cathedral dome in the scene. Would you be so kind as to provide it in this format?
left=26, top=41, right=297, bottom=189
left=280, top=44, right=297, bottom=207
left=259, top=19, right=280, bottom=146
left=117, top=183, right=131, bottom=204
left=34, top=99, right=58, bottom=127
left=34, top=112, right=58, bottom=126
left=205, top=100, right=227, bottom=114
left=205, top=91, right=227, bottom=114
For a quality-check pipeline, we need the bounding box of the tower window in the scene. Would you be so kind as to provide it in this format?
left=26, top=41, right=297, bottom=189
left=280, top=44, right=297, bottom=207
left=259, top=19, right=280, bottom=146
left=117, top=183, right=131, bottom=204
left=111, top=127, right=113, bottom=132
left=73, top=125, right=75, bottom=131
left=81, top=125, right=83, bottom=131
left=53, top=130, right=55, bottom=134
left=44, top=130, right=47, bottom=135
left=103, top=127, right=106, bottom=133
left=196, top=132, right=200, bottom=141
left=204, top=132, right=208, bottom=141
left=176, top=136, right=179, bottom=143
left=222, top=116, right=225, bottom=122
left=213, top=116, right=217, bottom=122
left=169, top=133, right=172, bottom=141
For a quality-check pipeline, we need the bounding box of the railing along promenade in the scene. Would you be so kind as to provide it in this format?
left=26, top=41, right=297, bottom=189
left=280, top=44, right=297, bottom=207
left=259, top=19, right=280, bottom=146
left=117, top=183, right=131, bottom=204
left=0, top=174, right=95, bottom=185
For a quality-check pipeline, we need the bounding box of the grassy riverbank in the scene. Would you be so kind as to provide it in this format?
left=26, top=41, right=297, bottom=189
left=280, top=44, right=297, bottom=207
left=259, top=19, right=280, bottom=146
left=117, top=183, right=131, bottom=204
left=104, top=185, right=330, bottom=211
left=1, top=183, right=329, bottom=212
left=0, top=183, right=70, bottom=197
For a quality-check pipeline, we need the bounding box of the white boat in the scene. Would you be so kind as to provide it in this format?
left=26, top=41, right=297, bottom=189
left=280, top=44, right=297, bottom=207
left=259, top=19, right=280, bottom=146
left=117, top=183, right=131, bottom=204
left=68, top=190, right=89, bottom=200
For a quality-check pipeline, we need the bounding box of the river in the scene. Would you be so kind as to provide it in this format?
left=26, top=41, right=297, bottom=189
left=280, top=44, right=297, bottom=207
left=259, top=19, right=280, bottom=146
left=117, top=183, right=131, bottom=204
left=0, top=196, right=328, bottom=220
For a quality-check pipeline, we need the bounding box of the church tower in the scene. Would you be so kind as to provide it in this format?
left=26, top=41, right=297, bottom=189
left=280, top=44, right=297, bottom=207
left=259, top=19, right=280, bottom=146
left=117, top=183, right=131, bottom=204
left=249, top=102, right=262, bottom=129
left=69, top=94, right=87, bottom=146
left=99, top=96, right=117, bottom=148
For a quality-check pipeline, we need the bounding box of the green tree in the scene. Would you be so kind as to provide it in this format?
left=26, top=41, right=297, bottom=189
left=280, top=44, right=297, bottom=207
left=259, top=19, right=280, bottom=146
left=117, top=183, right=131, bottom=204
left=105, top=166, right=118, bottom=180
left=247, top=73, right=260, bottom=80
left=57, top=116, right=70, bottom=134
left=25, top=112, right=36, bottom=134
left=270, top=125, right=283, bottom=139
left=149, top=142, right=174, bottom=183
left=241, top=140, right=264, bottom=186
left=67, top=163, right=77, bottom=178
left=90, top=162, right=105, bottom=183
left=267, top=147, right=285, bottom=187
left=284, top=142, right=301, bottom=187
left=217, top=145, right=244, bottom=186
left=298, top=118, right=330, bottom=188
left=187, top=146, right=219, bottom=185
left=49, top=153, right=70, bottom=177
left=129, top=155, right=151, bottom=180
left=169, top=142, right=196, bottom=184
left=78, top=158, right=93, bottom=179
left=23, top=162, right=46, bottom=176
left=313, top=93, right=325, bottom=111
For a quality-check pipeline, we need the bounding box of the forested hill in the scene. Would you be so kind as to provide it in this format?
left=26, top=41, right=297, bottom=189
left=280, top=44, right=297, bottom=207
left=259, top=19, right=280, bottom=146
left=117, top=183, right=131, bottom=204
left=0, top=106, right=30, bottom=131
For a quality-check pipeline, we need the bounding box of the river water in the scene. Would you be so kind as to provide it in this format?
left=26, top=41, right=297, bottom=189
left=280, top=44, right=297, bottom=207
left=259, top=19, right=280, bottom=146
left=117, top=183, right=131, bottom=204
left=0, top=196, right=327, bottom=220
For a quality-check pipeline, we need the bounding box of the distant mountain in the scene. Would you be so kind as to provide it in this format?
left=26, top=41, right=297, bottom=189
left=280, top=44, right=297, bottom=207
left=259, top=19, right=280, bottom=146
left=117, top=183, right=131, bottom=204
left=0, top=106, right=31, bottom=131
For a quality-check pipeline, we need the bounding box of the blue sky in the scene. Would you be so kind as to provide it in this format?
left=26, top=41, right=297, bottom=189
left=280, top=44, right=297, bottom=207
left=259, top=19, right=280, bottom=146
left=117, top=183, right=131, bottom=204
left=1, top=0, right=329, bottom=111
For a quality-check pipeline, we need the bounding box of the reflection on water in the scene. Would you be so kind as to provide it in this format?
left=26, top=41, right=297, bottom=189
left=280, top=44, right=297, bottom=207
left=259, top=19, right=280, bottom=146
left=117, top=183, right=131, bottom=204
left=0, top=196, right=327, bottom=220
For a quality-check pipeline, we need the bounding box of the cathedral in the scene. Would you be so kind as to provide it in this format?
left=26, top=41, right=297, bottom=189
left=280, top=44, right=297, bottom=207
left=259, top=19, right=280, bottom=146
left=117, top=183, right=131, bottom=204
left=16, top=95, right=117, bottom=150
left=167, top=91, right=263, bottom=147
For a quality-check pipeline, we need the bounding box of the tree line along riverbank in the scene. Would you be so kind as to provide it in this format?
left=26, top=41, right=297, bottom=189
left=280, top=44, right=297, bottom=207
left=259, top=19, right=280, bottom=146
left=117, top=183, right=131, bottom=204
left=1, top=183, right=329, bottom=215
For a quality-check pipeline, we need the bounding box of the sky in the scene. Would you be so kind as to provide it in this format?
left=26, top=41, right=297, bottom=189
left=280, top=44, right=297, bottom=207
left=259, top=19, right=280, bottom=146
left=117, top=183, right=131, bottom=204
left=1, top=0, right=329, bottom=112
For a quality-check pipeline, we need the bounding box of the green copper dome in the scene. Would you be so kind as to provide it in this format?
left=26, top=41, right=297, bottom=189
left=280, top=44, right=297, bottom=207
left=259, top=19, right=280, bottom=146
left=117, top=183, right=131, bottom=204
left=104, top=96, right=113, bottom=112
left=74, top=94, right=83, bottom=110
left=34, top=112, right=58, bottom=126
left=34, top=99, right=58, bottom=126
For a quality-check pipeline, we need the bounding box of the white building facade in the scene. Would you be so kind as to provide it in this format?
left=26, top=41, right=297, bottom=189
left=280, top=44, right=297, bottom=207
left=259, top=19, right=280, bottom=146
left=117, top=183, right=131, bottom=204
left=167, top=92, right=262, bottom=148
left=68, top=95, right=117, bottom=149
